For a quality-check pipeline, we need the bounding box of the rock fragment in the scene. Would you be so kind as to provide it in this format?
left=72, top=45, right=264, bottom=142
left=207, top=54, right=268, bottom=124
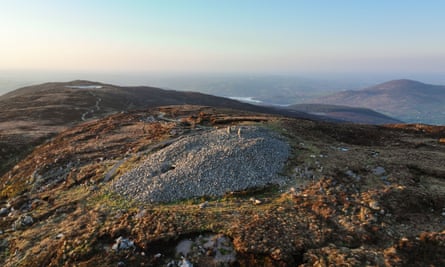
left=0, top=207, right=9, bottom=216
left=372, top=166, right=386, bottom=176
left=13, top=215, right=34, bottom=230
left=112, top=236, right=135, bottom=251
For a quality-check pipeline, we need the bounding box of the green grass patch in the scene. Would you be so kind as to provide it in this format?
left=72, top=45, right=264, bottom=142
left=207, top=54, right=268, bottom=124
left=89, top=189, right=137, bottom=211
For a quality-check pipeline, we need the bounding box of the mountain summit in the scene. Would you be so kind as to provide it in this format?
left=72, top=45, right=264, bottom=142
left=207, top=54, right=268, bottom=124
left=1, top=105, right=445, bottom=266
left=310, top=79, right=445, bottom=124
left=367, top=79, right=430, bottom=91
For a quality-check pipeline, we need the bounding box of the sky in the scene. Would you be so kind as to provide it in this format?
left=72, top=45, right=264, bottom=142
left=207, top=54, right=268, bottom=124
left=1, top=0, right=445, bottom=75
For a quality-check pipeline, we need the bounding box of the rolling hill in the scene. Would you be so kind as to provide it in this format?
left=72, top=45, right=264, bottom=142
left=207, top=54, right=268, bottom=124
left=288, top=104, right=401, bottom=124
left=0, top=79, right=444, bottom=265
left=309, top=79, right=445, bottom=125
left=0, top=80, right=317, bottom=175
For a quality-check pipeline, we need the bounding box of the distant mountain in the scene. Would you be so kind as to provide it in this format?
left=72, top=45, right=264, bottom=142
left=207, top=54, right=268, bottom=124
left=309, top=79, right=445, bottom=125
left=289, top=104, right=402, bottom=124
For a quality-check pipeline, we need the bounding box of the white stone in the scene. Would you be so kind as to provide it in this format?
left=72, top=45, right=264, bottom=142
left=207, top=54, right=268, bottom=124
left=179, top=258, right=193, bottom=267
left=176, top=240, right=193, bottom=256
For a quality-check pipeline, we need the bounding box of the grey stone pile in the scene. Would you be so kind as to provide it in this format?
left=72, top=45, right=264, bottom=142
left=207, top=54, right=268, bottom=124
left=112, top=126, right=290, bottom=203
left=112, top=236, right=135, bottom=251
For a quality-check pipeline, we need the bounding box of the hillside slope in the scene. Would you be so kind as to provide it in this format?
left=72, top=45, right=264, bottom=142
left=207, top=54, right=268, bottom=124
left=289, top=104, right=401, bottom=124
left=0, top=80, right=314, bottom=175
left=310, top=79, right=445, bottom=125
left=0, top=105, right=444, bottom=266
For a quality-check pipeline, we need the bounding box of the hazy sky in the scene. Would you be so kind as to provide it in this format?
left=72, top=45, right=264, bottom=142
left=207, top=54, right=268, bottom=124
left=1, top=0, right=444, bottom=74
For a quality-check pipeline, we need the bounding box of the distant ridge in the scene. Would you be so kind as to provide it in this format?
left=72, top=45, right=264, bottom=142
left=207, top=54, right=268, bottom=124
left=0, top=80, right=314, bottom=125
left=289, top=103, right=401, bottom=124
left=309, top=79, right=445, bottom=125
left=367, top=79, right=427, bottom=90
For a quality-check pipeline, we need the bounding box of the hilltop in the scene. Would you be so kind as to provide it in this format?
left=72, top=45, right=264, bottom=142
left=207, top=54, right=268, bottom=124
left=0, top=80, right=316, bottom=176
left=309, top=79, right=445, bottom=125
left=0, top=105, right=444, bottom=266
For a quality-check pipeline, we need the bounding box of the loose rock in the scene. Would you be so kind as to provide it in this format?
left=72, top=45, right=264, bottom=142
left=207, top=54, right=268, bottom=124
left=0, top=207, right=9, bottom=216
left=179, top=258, right=193, bottom=267
left=112, top=237, right=135, bottom=251
left=113, top=126, right=290, bottom=203
left=372, top=166, right=386, bottom=176
left=13, top=215, right=34, bottom=230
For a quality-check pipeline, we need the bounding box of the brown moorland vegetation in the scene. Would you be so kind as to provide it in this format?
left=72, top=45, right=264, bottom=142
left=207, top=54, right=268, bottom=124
left=0, top=105, right=444, bottom=266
